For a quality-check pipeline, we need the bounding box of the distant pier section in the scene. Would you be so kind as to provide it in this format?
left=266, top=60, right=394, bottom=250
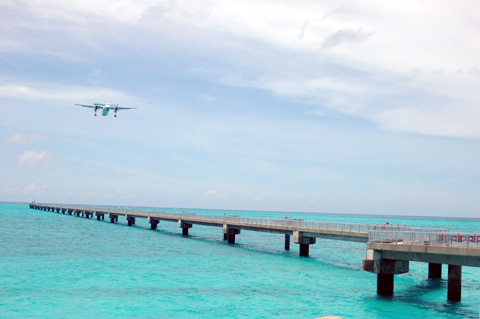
left=29, top=203, right=368, bottom=257
left=30, top=203, right=479, bottom=302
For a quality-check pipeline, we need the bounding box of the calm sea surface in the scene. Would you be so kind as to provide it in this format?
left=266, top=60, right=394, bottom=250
left=1, top=203, right=479, bottom=318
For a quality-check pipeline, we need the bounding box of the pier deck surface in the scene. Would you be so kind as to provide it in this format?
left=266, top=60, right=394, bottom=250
left=33, top=204, right=369, bottom=242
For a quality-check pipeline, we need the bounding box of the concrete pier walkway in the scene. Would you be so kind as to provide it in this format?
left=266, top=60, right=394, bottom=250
left=29, top=203, right=368, bottom=254
left=30, top=203, right=479, bottom=302
left=363, top=231, right=480, bottom=301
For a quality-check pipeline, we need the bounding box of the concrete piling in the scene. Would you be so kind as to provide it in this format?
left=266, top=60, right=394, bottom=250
left=223, top=225, right=240, bottom=244
left=299, top=243, right=309, bottom=257
left=285, top=234, right=290, bottom=250
left=447, top=265, right=461, bottom=301
left=126, top=216, right=136, bottom=226
left=362, top=249, right=409, bottom=297
left=179, top=220, right=192, bottom=236
left=428, top=263, right=442, bottom=279
left=148, top=217, right=159, bottom=230
left=377, top=274, right=394, bottom=296
left=293, top=231, right=316, bottom=257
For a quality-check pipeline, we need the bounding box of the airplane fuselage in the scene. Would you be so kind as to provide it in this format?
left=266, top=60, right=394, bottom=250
left=101, top=104, right=111, bottom=116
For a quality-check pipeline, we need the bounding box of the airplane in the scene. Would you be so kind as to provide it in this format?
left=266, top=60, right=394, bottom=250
left=75, top=103, right=136, bottom=117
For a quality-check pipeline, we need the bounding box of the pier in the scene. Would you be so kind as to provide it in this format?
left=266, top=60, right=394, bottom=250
left=30, top=203, right=479, bottom=302
left=362, top=229, right=480, bottom=302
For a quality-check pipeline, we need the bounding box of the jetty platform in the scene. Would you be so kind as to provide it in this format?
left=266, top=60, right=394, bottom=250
left=30, top=203, right=479, bottom=302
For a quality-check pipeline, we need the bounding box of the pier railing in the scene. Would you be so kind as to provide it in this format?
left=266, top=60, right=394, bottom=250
left=34, top=203, right=477, bottom=247
left=369, top=230, right=479, bottom=247
left=35, top=203, right=372, bottom=233
left=144, top=210, right=371, bottom=232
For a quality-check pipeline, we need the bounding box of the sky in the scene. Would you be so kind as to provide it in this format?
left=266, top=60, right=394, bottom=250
left=1, top=0, right=479, bottom=217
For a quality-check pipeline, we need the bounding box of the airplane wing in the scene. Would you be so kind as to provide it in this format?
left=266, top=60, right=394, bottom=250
left=75, top=104, right=101, bottom=109
left=118, top=107, right=137, bottom=110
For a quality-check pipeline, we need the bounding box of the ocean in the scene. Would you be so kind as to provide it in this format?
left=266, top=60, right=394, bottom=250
left=1, top=203, right=479, bottom=318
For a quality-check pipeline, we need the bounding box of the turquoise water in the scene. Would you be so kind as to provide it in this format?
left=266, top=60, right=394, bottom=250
left=1, top=203, right=479, bottom=318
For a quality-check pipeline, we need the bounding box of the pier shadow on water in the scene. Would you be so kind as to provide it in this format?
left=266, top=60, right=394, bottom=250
left=370, top=278, right=478, bottom=319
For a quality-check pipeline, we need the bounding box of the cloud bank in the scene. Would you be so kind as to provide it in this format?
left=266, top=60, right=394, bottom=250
left=1, top=0, right=478, bottom=138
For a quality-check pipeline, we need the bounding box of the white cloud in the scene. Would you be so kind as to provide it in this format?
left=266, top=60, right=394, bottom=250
left=204, top=189, right=226, bottom=200
left=4, top=133, right=46, bottom=145
left=373, top=106, right=480, bottom=138
left=0, top=83, right=126, bottom=102
left=17, top=150, right=51, bottom=168
left=322, top=28, right=374, bottom=49
left=4, top=182, right=47, bottom=196
left=204, top=189, right=217, bottom=197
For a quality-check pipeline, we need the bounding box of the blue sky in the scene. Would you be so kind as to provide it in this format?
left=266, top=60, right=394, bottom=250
left=1, top=0, right=479, bottom=217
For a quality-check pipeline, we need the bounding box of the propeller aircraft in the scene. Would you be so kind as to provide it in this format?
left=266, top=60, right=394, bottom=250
left=75, top=103, right=136, bottom=117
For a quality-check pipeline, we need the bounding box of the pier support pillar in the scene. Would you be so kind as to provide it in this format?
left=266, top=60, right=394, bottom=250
left=447, top=265, right=462, bottom=302
left=428, top=263, right=442, bottom=279
left=97, top=215, right=101, bottom=220
left=227, top=233, right=236, bottom=244
left=223, top=225, right=241, bottom=244
left=362, top=249, right=409, bottom=296
left=299, top=243, right=309, bottom=257
left=224, top=233, right=228, bottom=240
left=377, top=274, right=394, bottom=296
left=109, top=214, right=118, bottom=223
left=285, top=234, right=290, bottom=250
left=293, top=231, right=316, bottom=257
left=179, top=220, right=192, bottom=236
left=126, top=216, right=136, bottom=226
left=148, top=217, right=159, bottom=230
